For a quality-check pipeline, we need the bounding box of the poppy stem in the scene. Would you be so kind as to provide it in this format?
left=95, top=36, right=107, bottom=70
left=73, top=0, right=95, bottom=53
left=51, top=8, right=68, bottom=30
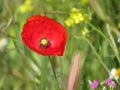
left=48, top=56, right=61, bottom=90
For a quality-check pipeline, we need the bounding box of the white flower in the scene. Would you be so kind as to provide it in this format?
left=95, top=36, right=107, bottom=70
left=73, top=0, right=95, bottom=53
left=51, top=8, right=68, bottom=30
left=0, top=37, right=8, bottom=49
left=109, top=68, right=120, bottom=80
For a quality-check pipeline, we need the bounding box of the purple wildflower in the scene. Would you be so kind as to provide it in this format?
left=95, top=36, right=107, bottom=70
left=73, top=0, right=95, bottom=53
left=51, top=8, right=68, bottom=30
left=105, top=79, right=116, bottom=88
left=90, top=80, right=100, bottom=90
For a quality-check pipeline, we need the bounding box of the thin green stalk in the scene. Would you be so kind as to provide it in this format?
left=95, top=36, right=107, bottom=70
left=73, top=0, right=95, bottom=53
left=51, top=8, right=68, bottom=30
left=88, top=23, right=109, bottom=41
left=41, top=57, right=48, bottom=90
left=110, top=87, right=112, bottom=90
left=88, top=22, right=120, bottom=63
left=87, top=39, right=120, bottom=85
left=89, top=0, right=105, bottom=21
left=48, top=56, right=60, bottom=90
left=86, top=39, right=110, bottom=73
left=106, top=24, right=120, bottom=63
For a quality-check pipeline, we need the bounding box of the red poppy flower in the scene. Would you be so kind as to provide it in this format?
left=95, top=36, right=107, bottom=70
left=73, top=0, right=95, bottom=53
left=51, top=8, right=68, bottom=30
left=21, top=14, right=67, bottom=56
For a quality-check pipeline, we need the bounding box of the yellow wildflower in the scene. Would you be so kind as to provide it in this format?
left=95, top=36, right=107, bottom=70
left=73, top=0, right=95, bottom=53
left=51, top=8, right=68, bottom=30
left=18, top=0, right=34, bottom=13
left=65, top=18, right=74, bottom=27
left=65, top=8, right=84, bottom=27
left=70, top=8, right=84, bottom=23
left=82, top=27, right=89, bottom=36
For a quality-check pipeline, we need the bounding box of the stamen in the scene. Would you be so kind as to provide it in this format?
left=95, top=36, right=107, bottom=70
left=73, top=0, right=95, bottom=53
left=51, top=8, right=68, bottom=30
left=116, top=68, right=120, bottom=76
left=39, top=38, right=51, bottom=48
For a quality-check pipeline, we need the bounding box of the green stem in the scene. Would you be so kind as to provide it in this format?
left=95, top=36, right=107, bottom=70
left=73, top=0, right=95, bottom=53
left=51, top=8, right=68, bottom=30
left=86, top=39, right=110, bottom=73
left=110, top=87, right=112, bottom=90
left=89, top=0, right=105, bottom=21
left=41, top=57, right=47, bottom=90
left=87, top=39, right=120, bottom=85
left=48, top=56, right=60, bottom=90
left=106, top=23, right=120, bottom=63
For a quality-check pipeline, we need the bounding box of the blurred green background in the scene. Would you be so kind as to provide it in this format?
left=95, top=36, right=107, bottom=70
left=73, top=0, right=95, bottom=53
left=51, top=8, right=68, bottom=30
left=0, top=0, right=120, bottom=90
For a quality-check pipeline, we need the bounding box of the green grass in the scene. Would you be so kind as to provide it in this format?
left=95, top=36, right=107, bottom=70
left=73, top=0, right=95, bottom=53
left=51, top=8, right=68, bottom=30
left=0, top=0, right=120, bottom=90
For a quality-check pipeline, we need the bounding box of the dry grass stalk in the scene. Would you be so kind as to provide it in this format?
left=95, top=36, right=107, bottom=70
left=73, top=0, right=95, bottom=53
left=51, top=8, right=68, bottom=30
left=67, top=53, right=82, bottom=90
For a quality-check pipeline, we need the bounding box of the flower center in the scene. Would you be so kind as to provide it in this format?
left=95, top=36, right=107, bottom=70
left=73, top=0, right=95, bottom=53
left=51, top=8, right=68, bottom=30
left=115, top=68, right=120, bottom=76
left=39, top=38, right=51, bottom=48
